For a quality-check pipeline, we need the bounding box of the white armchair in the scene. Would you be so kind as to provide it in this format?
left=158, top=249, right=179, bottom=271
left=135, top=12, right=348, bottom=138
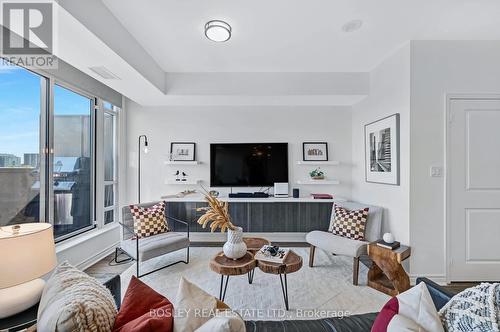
left=306, top=202, right=383, bottom=285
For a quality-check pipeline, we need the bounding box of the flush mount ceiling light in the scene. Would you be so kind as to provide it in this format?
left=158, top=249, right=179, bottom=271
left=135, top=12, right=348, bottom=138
left=342, top=19, right=363, bottom=33
left=205, top=20, right=231, bottom=42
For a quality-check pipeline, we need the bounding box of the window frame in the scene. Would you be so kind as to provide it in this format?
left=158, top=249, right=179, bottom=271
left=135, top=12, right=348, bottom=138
left=102, top=102, right=119, bottom=225
left=0, top=59, right=120, bottom=241
left=50, top=80, right=97, bottom=242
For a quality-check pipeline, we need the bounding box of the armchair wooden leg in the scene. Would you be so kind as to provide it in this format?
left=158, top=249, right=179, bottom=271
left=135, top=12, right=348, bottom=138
left=353, top=257, right=360, bottom=286
left=309, top=245, right=316, bottom=267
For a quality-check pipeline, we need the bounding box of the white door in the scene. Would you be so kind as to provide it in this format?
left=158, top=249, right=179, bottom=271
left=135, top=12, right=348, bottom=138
left=449, top=98, right=500, bottom=281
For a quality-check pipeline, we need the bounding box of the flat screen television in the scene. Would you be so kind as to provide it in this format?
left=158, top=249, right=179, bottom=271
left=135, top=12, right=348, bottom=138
left=210, top=143, right=288, bottom=187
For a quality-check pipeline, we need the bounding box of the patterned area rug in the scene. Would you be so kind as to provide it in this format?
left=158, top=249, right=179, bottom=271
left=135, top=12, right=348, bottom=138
left=120, top=247, right=389, bottom=320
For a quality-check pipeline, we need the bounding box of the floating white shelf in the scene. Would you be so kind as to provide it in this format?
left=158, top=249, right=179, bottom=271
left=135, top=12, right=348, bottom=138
left=165, top=179, right=201, bottom=185
left=296, top=180, right=340, bottom=185
left=164, top=161, right=200, bottom=165
left=296, top=161, right=340, bottom=166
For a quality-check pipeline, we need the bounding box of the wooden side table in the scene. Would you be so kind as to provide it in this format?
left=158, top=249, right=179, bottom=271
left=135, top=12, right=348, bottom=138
left=257, top=250, right=303, bottom=310
left=367, top=242, right=411, bottom=296
left=209, top=251, right=256, bottom=301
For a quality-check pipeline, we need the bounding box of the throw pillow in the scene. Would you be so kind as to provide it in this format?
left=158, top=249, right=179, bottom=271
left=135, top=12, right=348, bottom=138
left=330, top=205, right=369, bottom=240
left=174, top=277, right=218, bottom=332
left=112, top=276, right=173, bottom=332
left=371, top=282, right=444, bottom=332
left=37, top=262, right=117, bottom=332
left=129, top=201, right=168, bottom=238
left=439, top=283, right=500, bottom=332
left=195, top=311, right=246, bottom=332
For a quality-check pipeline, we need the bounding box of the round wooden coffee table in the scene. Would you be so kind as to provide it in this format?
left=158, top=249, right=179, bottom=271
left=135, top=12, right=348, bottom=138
left=243, top=237, right=271, bottom=253
left=242, top=237, right=271, bottom=283
left=209, top=251, right=256, bottom=301
left=257, top=250, right=303, bottom=310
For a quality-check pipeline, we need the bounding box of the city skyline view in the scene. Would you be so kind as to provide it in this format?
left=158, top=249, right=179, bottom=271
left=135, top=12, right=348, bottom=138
left=0, top=63, right=91, bottom=165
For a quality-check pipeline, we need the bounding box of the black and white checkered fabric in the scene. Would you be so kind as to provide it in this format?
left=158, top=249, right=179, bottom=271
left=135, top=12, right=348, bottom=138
left=129, top=201, right=168, bottom=238
left=331, top=205, right=369, bottom=241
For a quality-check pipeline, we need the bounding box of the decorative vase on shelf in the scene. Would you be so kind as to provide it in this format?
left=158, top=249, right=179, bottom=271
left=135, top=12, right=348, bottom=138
left=223, top=226, right=247, bottom=260
left=309, top=167, right=325, bottom=180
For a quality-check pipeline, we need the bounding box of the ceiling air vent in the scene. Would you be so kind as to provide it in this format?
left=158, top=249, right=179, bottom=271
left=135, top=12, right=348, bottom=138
left=89, top=66, right=120, bottom=80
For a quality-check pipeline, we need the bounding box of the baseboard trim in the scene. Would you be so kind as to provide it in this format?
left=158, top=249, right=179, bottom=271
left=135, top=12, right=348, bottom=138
left=410, top=274, right=447, bottom=285
left=76, top=241, right=119, bottom=271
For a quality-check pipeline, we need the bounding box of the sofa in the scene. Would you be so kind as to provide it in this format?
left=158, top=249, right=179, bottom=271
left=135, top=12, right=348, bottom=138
left=104, top=275, right=453, bottom=332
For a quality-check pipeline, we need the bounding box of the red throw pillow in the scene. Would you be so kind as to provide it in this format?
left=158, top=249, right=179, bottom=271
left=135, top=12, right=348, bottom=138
left=112, top=276, right=173, bottom=332
left=371, top=297, right=399, bottom=332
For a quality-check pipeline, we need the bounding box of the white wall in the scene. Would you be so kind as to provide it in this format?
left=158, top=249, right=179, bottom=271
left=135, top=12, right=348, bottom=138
left=351, top=44, right=411, bottom=246
left=410, top=41, right=500, bottom=281
left=125, top=103, right=353, bottom=204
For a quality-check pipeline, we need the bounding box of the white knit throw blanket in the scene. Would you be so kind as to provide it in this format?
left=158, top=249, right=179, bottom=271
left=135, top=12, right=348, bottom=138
left=439, top=283, right=500, bottom=332
left=37, top=262, right=117, bottom=332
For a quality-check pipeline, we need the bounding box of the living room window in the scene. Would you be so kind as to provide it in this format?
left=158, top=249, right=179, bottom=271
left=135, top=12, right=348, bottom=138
left=0, top=61, right=121, bottom=241
left=103, top=101, right=119, bottom=225
left=52, top=84, right=95, bottom=240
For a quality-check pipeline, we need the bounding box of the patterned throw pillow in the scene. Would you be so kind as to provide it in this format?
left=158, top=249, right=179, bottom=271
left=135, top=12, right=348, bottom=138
left=330, top=205, right=369, bottom=240
left=439, top=283, right=500, bottom=332
left=129, top=201, right=168, bottom=238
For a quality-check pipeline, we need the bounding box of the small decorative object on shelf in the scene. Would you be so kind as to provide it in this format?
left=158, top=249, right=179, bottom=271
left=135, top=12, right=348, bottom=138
left=181, top=171, right=188, bottom=181
left=209, top=190, right=219, bottom=198
left=309, top=167, right=325, bottom=180
left=161, top=190, right=197, bottom=199
left=174, top=170, right=180, bottom=181
left=197, top=190, right=247, bottom=259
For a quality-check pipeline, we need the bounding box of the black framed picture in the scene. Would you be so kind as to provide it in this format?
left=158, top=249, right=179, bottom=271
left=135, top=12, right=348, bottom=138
left=303, top=142, right=328, bottom=161
left=170, top=142, right=196, bottom=161
left=364, top=114, right=400, bottom=185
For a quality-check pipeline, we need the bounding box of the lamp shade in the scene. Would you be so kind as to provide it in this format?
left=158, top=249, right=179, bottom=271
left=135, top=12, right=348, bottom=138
left=0, top=223, right=56, bottom=289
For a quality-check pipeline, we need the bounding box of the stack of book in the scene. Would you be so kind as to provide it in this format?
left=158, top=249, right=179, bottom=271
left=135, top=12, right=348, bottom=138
left=376, top=239, right=400, bottom=250
left=311, top=193, right=333, bottom=199
left=254, top=245, right=290, bottom=263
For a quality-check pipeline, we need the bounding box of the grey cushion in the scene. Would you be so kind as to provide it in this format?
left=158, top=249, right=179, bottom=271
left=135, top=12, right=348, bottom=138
left=306, top=230, right=368, bottom=257
left=121, top=232, right=189, bottom=262
left=330, top=201, right=383, bottom=242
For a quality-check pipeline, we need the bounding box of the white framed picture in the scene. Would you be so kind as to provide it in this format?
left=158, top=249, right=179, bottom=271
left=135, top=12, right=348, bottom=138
left=170, top=142, right=196, bottom=161
left=364, top=114, right=400, bottom=185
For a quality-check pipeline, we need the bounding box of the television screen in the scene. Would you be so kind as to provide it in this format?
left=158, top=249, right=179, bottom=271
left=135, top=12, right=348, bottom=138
left=210, top=143, right=288, bottom=187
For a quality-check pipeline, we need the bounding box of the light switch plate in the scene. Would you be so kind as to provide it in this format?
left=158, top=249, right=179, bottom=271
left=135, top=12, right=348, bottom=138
left=430, top=166, right=443, bottom=177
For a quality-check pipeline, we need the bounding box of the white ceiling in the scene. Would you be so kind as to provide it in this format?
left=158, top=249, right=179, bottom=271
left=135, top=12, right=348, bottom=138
left=102, top=0, right=500, bottom=73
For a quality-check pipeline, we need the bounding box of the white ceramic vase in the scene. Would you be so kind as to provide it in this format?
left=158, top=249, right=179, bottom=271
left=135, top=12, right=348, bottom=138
left=223, top=226, right=247, bottom=260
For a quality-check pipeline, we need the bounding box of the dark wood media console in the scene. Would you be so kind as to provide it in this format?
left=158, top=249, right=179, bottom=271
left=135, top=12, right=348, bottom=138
left=165, top=199, right=338, bottom=233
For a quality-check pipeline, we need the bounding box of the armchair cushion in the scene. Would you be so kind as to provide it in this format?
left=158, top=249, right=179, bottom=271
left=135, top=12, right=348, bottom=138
left=129, top=201, right=168, bottom=238
left=121, top=232, right=189, bottom=262
left=306, top=230, right=368, bottom=257
left=330, top=205, right=369, bottom=241
left=329, top=201, right=383, bottom=242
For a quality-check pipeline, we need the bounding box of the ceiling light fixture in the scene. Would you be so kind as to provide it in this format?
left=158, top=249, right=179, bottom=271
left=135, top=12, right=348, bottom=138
left=342, top=19, right=363, bottom=33
left=205, top=20, right=231, bottom=42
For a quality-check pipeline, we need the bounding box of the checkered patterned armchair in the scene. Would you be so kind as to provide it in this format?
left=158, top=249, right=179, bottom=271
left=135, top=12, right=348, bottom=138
left=117, top=201, right=190, bottom=278
left=306, top=202, right=383, bottom=285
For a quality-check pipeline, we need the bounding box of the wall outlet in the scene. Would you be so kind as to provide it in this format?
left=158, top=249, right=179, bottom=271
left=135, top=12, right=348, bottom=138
left=430, top=166, right=443, bottom=177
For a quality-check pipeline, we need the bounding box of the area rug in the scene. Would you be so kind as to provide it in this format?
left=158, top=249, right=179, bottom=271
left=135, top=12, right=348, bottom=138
left=120, top=247, right=389, bottom=320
